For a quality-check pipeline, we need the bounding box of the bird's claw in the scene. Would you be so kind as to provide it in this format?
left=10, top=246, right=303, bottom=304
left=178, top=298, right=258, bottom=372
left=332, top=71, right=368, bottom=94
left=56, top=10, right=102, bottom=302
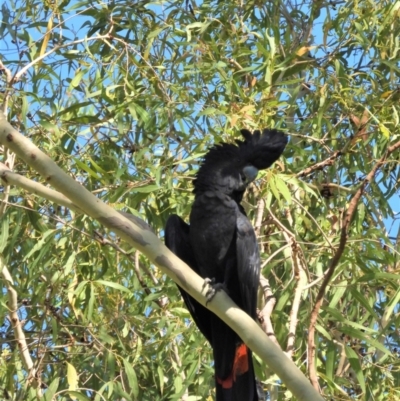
left=203, top=278, right=225, bottom=305
left=202, top=277, right=214, bottom=289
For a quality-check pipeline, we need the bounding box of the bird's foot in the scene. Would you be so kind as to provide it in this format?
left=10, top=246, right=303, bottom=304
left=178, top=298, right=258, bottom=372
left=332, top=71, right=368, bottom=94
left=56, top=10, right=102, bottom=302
left=203, top=278, right=225, bottom=305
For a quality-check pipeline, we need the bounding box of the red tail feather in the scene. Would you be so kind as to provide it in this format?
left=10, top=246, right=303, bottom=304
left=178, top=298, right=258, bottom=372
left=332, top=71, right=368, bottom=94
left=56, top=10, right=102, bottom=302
left=217, top=344, right=249, bottom=389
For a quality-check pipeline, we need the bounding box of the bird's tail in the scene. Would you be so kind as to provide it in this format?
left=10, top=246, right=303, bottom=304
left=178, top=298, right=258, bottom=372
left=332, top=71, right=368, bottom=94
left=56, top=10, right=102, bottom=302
left=215, top=344, right=259, bottom=401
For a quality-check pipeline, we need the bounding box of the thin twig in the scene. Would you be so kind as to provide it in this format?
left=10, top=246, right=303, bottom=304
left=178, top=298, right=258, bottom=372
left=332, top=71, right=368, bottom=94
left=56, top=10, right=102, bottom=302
left=255, top=196, right=281, bottom=346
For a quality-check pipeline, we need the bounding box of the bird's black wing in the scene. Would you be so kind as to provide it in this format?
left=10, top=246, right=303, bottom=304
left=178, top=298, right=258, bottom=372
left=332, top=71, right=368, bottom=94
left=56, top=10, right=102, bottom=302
left=165, top=215, right=212, bottom=343
left=235, top=211, right=260, bottom=320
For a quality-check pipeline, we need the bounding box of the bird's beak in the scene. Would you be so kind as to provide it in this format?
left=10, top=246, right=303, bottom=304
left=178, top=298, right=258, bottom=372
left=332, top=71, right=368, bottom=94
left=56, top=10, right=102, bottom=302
left=243, top=165, right=258, bottom=183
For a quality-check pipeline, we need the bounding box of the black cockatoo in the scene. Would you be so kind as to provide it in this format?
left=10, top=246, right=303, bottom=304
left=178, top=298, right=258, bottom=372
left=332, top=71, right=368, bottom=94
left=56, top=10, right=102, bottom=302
left=165, top=129, right=288, bottom=401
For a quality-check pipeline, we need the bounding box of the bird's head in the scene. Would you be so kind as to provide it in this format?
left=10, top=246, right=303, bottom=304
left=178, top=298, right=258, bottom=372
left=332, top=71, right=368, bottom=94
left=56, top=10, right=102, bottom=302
left=193, top=129, right=288, bottom=198
left=219, top=163, right=259, bottom=193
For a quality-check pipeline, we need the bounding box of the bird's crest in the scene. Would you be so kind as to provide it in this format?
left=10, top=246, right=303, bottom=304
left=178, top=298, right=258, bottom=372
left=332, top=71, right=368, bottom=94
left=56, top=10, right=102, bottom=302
left=237, top=128, right=288, bottom=169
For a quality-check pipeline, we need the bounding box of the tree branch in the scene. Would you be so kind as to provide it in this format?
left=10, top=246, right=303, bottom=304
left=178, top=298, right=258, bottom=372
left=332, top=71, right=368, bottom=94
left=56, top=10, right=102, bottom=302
left=0, top=111, right=324, bottom=401
left=0, top=162, right=82, bottom=213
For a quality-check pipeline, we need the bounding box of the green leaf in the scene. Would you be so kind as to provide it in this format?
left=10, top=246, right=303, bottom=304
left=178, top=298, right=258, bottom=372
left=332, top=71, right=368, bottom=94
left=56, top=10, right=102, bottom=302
left=123, top=358, right=139, bottom=398
left=350, top=287, right=378, bottom=319
left=67, top=362, right=78, bottom=392
left=128, top=103, right=150, bottom=125
left=157, top=365, right=164, bottom=395
left=69, top=69, right=86, bottom=89
left=94, top=280, right=131, bottom=293
left=73, top=158, right=102, bottom=180
left=131, top=184, right=160, bottom=193
left=87, top=283, right=95, bottom=321
left=148, top=26, right=167, bottom=40
left=272, top=175, right=292, bottom=204
left=345, top=346, right=366, bottom=393
left=23, top=230, right=55, bottom=260
left=325, top=342, right=336, bottom=380
left=329, top=281, right=347, bottom=309
left=64, top=392, right=91, bottom=401
left=0, top=216, right=9, bottom=253
left=44, top=377, right=60, bottom=401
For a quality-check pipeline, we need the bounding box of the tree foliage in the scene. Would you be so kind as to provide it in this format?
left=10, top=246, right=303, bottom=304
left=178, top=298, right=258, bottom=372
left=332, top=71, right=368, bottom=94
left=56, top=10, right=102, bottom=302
left=0, top=0, right=399, bottom=400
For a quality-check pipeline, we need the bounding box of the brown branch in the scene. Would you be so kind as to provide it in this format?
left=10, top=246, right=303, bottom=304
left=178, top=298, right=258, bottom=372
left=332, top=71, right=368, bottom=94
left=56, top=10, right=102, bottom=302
left=307, top=139, right=400, bottom=390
